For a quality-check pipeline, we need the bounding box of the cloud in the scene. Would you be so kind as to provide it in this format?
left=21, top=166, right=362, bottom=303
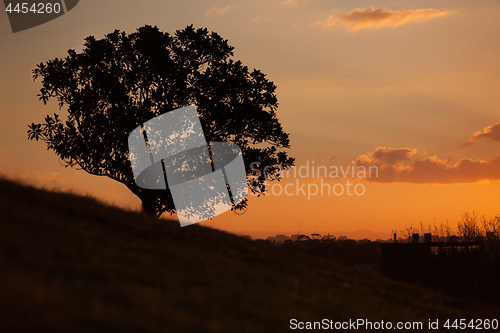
left=317, top=7, right=456, bottom=31
left=461, top=122, right=500, bottom=146
left=368, top=147, right=417, bottom=165
left=205, top=5, right=231, bottom=17
left=355, top=147, right=500, bottom=184
left=280, top=0, right=298, bottom=6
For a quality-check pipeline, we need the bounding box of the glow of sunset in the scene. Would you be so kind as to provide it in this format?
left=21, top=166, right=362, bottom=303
left=1, top=0, right=500, bottom=239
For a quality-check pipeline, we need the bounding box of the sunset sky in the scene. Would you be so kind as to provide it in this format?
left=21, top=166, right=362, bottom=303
left=2, top=0, right=500, bottom=239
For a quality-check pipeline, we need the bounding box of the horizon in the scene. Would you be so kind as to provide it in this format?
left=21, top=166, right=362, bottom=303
left=235, top=229, right=392, bottom=241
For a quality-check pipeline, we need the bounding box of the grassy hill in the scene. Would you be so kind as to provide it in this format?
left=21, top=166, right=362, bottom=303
left=0, top=178, right=498, bottom=332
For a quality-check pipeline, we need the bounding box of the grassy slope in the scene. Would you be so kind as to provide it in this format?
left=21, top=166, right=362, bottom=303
left=0, top=178, right=498, bottom=332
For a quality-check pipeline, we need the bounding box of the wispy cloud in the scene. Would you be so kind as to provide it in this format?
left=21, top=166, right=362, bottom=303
left=355, top=147, right=500, bottom=184
left=317, top=7, right=456, bottom=31
left=205, top=5, right=231, bottom=17
left=366, top=147, right=418, bottom=165
left=461, top=122, right=500, bottom=146
left=280, top=0, right=298, bottom=6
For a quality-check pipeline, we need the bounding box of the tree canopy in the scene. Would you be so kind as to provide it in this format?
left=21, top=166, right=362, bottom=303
left=28, top=25, right=294, bottom=217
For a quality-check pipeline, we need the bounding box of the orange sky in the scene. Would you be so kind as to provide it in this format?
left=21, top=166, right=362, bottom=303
left=1, top=0, right=500, bottom=239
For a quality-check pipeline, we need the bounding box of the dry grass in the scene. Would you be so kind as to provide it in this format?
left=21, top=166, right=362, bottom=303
left=0, top=178, right=498, bottom=332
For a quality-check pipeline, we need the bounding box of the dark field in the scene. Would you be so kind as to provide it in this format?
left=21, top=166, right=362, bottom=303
left=0, top=179, right=498, bottom=332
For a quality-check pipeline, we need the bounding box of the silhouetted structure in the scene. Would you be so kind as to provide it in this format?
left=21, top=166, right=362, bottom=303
left=424, top=233, right=432, bottom=243
left=381, top=241, right=483, bottom=276
left=381, top=239, right=500, bottom=307
left=411, top=233, right=419, bottom=243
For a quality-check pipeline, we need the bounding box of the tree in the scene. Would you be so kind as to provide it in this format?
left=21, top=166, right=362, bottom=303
left=28, top=25, right=294, bottom=217
left=457, top=211, right=482, bottom=242
left=483, top=215, right=500, bottom=239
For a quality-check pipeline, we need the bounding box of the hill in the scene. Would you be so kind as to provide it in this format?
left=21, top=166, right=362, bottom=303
left=0, top=178, right=498, bottom=332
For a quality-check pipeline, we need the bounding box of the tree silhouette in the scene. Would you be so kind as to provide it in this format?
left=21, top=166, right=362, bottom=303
left=457, top=211, right=482, bottom=242
left=28, top=25, right=294, bottom=217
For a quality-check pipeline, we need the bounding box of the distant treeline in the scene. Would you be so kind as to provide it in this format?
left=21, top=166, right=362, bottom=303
left=257, top=212, right=500, bottom=309
left=396, top=211, right=500, bottom=244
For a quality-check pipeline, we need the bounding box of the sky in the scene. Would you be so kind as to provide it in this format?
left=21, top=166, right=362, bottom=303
left=1, top=0, right=500, bottom=239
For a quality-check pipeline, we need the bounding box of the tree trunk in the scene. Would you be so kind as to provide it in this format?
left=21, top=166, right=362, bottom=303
left=140, top=192, right=160, bottom=218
